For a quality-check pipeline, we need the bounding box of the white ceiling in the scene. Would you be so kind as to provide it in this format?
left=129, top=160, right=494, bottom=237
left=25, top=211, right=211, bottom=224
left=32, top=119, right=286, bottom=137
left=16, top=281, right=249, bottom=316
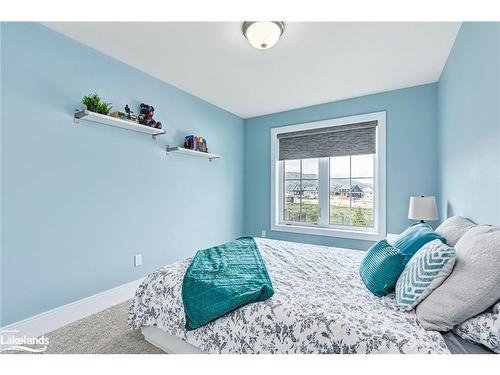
left=44, top=22, right=461, bottom=119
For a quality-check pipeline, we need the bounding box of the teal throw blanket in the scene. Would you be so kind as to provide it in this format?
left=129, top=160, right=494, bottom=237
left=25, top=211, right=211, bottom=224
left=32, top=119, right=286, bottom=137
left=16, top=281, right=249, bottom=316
left=182, top=237, right=274, bottom=331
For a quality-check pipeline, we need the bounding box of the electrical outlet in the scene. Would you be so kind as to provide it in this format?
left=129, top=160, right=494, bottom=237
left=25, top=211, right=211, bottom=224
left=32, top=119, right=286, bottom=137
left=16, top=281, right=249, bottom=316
left=134, top=254, right=142, bottom=267
left=261, top=230, right=266, bottom=238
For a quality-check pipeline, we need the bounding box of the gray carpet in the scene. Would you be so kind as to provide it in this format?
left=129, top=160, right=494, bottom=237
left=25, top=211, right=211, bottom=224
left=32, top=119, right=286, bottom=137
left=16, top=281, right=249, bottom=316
left=43, top=300, right=164, bottom=354
left=4, top=301, right=165, bottom=354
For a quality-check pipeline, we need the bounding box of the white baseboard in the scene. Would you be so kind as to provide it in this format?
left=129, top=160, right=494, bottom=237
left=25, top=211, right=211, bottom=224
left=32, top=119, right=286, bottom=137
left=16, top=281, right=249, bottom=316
left=0, top=277, right=144, bottom=338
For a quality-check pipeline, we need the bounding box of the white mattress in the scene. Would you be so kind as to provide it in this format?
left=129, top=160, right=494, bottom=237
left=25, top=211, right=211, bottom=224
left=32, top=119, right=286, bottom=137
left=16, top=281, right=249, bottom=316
left=128, top=238, right=449, bottom=354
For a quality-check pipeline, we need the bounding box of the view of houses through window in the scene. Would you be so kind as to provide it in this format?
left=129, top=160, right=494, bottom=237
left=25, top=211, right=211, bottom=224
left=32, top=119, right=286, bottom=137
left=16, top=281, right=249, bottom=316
left=284, top=159, right=319, bottom=223
left=284, top=155, right=374, bottom=227
left=330, top=154, right=374, bottom=227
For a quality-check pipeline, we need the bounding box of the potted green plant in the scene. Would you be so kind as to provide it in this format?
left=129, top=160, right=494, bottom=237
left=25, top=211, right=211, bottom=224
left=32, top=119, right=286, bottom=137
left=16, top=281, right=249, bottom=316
left=81, top=93, right=101, bottom=113
left=96, top=101, right=112, bottom=115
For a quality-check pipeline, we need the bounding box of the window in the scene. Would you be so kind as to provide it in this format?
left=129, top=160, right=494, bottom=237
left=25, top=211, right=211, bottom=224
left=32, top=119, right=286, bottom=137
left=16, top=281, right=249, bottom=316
left=271, top=112, right=386, bottom=241
left=330, top=154, right=374, bottom=227
left=284, top=159, right=319, bottom=224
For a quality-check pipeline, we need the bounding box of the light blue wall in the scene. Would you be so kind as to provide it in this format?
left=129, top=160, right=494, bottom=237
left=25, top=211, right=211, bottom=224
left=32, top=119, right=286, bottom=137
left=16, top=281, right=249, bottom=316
left=0, top=23, right=244, bottom=326
left=438, top=22, right=500, bottom=226
left=243, top=84, right=439, bottom=250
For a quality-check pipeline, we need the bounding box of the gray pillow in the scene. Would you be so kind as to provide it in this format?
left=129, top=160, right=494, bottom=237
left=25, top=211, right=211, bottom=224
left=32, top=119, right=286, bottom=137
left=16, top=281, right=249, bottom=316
left=435, top=216, right=476, bottom=247
left=416, top=225, right=500, bottom=331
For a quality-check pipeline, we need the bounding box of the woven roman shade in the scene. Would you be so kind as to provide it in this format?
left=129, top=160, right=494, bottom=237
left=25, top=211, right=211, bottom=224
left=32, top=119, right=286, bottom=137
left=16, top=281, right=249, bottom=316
left=277, top=121, right=377, bottom=160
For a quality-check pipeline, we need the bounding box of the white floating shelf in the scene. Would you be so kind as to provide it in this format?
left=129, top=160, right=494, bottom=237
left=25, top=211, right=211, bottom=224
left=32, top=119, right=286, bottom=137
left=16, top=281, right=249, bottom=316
left=74, top=109, right=166, bottom=138
left=166, top=146, right=221, bottom=161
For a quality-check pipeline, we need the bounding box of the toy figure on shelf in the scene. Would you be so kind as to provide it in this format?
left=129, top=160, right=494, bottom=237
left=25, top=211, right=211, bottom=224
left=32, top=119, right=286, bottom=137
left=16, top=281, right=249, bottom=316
left=124, top=105, right=133, bottom=120
left=138, top=103, right=162, bottom=129
left=110, top=104, right=138, bottom=123
left=184, top=135, right=208, bottom=153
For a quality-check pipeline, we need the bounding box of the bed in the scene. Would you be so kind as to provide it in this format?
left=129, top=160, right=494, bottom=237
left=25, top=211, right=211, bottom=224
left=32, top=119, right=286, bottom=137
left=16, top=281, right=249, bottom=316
left=128, top=238, right=453, bottom=354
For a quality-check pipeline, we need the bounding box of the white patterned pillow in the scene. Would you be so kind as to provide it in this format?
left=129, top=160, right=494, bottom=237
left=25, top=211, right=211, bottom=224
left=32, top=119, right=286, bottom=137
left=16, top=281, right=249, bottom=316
left=395, top=239, right=456, bottom=311
left=453, top=301, right=500, bottom=353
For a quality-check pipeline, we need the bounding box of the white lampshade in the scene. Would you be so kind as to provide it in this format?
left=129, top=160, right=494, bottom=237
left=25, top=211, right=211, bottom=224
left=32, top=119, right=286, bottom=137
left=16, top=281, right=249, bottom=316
left=242, top=21, right=285, bottom=50
left=408, top=196, right=438, bottom=221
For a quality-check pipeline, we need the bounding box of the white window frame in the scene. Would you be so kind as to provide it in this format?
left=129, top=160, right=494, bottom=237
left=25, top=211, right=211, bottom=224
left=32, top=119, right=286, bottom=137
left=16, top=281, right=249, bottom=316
left=270, top=111, right=386, bottom=241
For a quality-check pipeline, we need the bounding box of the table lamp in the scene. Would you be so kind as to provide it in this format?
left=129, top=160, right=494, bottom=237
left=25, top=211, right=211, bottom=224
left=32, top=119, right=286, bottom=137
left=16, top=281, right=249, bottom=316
left=408, top=196, right=438, bottom=223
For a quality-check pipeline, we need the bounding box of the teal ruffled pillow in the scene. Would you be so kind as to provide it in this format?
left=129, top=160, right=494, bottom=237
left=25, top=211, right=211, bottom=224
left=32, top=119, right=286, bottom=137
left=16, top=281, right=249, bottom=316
left=393, top=223, right=447, bottom=264
left=360, top=240, right=406, bottom=297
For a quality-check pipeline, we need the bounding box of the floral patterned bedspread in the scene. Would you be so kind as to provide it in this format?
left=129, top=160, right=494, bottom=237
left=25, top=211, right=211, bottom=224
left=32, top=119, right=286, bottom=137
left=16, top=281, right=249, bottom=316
left=128, top=238, right=449, bottom=354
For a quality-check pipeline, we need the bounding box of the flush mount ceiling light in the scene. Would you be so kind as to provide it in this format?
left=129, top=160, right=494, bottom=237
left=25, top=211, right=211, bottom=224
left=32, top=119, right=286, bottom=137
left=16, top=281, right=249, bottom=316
left=242, top=21, right=285, bottom=50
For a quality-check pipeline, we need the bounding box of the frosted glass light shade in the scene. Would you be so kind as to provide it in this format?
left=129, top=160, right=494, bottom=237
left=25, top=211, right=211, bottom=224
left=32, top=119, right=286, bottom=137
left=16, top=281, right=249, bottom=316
left=408, top=196, right=438, bottom=221
left=243, top=21, right=285, bottom=50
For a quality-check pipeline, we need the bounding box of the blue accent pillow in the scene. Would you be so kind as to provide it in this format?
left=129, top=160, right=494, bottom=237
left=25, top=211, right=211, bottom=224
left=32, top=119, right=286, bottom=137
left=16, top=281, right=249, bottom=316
left=359, top=240, right=406, bottom=297
left=393, top=223, right=447, bottom=264
left=395, top=239, right=456, bottom=311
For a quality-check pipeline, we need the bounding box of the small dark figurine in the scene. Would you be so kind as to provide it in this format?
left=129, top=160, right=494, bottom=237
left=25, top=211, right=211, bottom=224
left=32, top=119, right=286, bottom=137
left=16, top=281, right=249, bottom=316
left=138, top=103, right=162, bottom=129
left=124, top=104, right=133, bottom=120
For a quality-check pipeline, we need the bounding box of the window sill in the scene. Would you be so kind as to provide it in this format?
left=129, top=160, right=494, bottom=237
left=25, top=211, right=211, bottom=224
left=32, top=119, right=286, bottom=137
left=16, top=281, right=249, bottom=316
left=271, top=223, right=385, bottom=241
